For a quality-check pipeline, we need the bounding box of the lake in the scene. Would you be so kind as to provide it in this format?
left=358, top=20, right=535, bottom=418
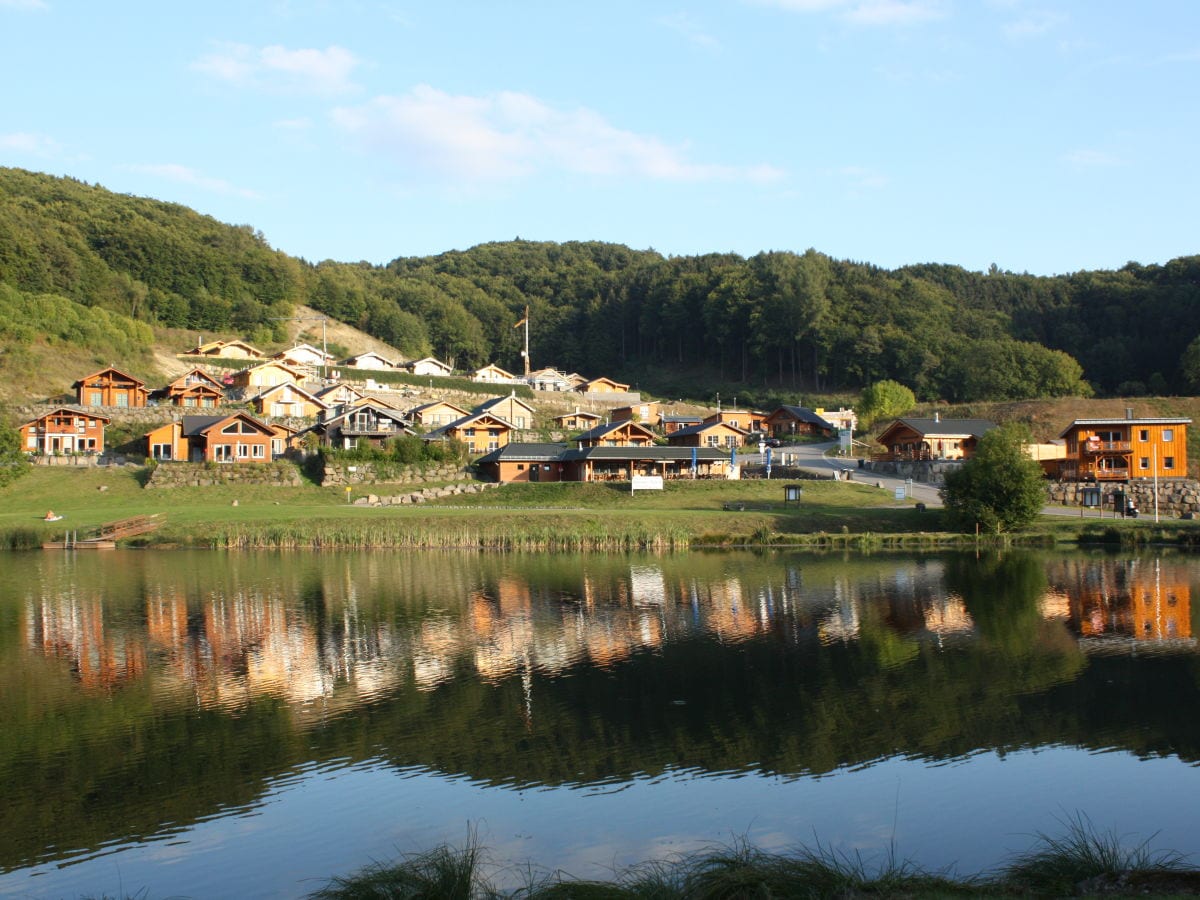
left=1, top=548, right=1199, bottom=898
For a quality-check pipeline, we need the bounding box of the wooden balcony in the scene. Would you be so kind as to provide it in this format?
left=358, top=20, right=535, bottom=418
left=1082, top=440, right=1131, bottom=454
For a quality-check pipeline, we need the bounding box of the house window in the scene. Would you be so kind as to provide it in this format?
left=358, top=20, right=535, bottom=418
left=1165, top=456, right=1175, bottom=469
left=252, top=444, right=265, bottom=458
left=185, top=397, right=197, bottom=407
left=238, top=444, right=250, bottom=458
left=214, top=445, right=233, bottom=461
left=487, top=440, right=499, bottom=452
left=152, top=443, right=172, bottom=460
left=465, top=428, right=476, bottom=437
left=116, top=394, right=128, bottom=408
left=706, top=435, right=719, bottom=447
left=89, top=391, right=102, bottom=406
left=489, top=429, right=499, bottom=437
left=725, top=436, right=737, bottom=448
left=26, top=435, right=36, bottom=449
left=1140, top=457, right=1149, bottom=469
left=517, top=464, right=525, bottom=470
left=1163, top=429, right=1174, bottom=442
left=515, top=417, right=526, bottom=428
left=1139, top=429, right=1149, bottom=441
left=271, top=439, right=283, bottom=456
left=223, top=423, right=240, bottom=434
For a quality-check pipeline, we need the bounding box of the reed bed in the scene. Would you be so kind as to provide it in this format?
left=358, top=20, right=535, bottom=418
left=305, top=823, right=1199, bottom=898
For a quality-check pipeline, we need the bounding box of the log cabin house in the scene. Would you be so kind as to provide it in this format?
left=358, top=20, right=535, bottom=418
left=1058, top=414, right=1190, bottom=481
left=19, top=407, right=110, bottom=455
left=74, top=367, right=149, bottom=408
left=875, top=416, right=996, bottom=461
left=146, top=413, right=275, bottom=463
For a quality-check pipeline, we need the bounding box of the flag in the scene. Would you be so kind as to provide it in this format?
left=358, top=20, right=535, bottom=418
left=513, top=317, right=527, bottom=329
left=690, top=447, right=697, bottom=475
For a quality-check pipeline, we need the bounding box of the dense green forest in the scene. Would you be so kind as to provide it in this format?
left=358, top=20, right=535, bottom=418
left=1, top=166, right=1198, bottom=403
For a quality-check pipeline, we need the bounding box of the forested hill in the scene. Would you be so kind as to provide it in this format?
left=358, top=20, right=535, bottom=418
left=1, top=166, right=1198, bottom=404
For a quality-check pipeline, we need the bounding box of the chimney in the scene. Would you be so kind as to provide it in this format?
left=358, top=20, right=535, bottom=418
left=934, top=411, right=940, bottom=423
left=1126, top=407, right=1134, bottom=419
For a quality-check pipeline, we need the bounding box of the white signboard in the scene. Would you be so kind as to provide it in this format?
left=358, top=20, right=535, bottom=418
left=894, top=487, right=906, bottom=501
left=631, top=475, right=664, bottom=492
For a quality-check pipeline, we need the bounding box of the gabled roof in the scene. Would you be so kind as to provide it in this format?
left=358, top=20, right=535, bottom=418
left=407, top=399, right=470, bottom=418
left=579, top=376, right=630, bottom=391
left=250, top=381, right=331, bottom=407
left=313, top=382, right=369, bottom=401
left=322, top=402, right=412, bottom=427
left=1057, top=417, right=1192, bottom=438
left=476, top=442, right=570, bottom=464
left=668, top=420, right=749, bottom=439
left=180, top=412, right=273, bottom=437
left=475, top=394, right=536, bottom=415
left=342, top=350, right=396, bottom=367
left=408, top=356, right=453, bottom=370
left=73, top=366, right=146, bottom=388
left=880, top=417, right=996, bottom=440
left=766, top=405, right=834, bottom=429
left=23, top=405, right=111, bottom=426
left=553, top=409, right=602, bottom=422
left=573, top=420, right=658, bottom=443
left=561, top=446, right=732, bottom=462
left=660, top=414, right=702, bottom=424
left=168, top=368, right=225, bottom=390
left=425, top=410, right=517, bottom=439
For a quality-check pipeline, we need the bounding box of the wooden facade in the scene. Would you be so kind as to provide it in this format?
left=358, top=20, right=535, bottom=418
left=159, top=369, right=225, bottom=408
left=20, top=407, right=110, bottom=455
left=577, top=376, right=630, bottom=394
left=666, top=421, right=748, bottom=449
left=553, top=410, right=602, bottom=431
left=228, top=361, right=305, bottom=391
left=1058, top=417, right=1190, bottom=481
left=183, top=339, right=263, bottom=360
left=74, top=367, right=149, bottom=408
left=703, top=409, right=765, bottom=434
left=761, top=405, right=832, bottom=438
left=318, top=404, right=414, bottom=450
left=472, top=364, right=519, bottom=384
left=146, top=413, right=275, bottom=463
left=428, top=412, right=514, bottom=455
left=876, top=417, right=995, bottom=461
left=476, top=443, right=734, bottom=483
left=406, top=400, right=470, bottom=428
left=573, top=420, right=658, bottom=448
left=248, top=382, right=329, bottom=419
left=475, top=394, right=535, bottom=429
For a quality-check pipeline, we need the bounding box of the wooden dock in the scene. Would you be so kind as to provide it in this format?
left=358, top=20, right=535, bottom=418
left=43, top=514, right=164, bottom=550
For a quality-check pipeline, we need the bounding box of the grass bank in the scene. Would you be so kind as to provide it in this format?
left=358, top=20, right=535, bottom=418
left=3, top=465, right=1198, bottom=550
left=305, top=820, right=1200, bottom=899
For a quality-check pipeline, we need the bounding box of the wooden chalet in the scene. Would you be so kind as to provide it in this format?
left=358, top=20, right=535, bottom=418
left=666, top=420, right=748, bottom=449
left=527, top=368, right=574, bottom=392
left=317, top=403, right=415, bottom=450
left=476, top=443, right=735, bottom=483
left=425, top=411, right=515, bottom=455
left=228, top=361, right=305, bottom=391
left=269, top=422, right=302, bottom=458
left=407, top=357, right=453, bottom=377
left=1058, top=415, right=1190, bottom=481
left=342, top=350, right=398, bottom=371
left=248, top=382, right=330, bottom=419
left=273, top=343, right=334, bottom=368
left=19, top=407, right=110, bottom=455
left=573, top=420, right=657, bottom=448
left=475, top=393, right=536, bottom=429
left=876, top=416, right=995, bottom=461
left=472, top=363, right=520, bottom=385
left=611, top=402, right=660, bottom=424
left=406, top=400, right=471, bottom=428
left=659, top=413, right=703, bottom=435
left=760, top=406, right=832, bottom=438
left=553, top=409, right=603, bottom=432
left=145, top=413, right=275, bottom=463
left=703, top=409, right=765, bottom=433
left=156, top=368, right=225, bottom=408
left=183, top=339, right=263, bottom=360
left=314, top=382, right=372, bottom=409
left=74, top=367, right=149, bottom=408
left=577, top=376, right=630, bottom=394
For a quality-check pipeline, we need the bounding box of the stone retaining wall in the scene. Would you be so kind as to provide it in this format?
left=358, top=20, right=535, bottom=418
left=145, top=461, right=304, bottom=488
left=1047, top=480, right=1200, bottom=518
left=320, top=460, right=475, bottom=486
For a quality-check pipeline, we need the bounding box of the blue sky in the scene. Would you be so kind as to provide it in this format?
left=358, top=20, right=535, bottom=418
left=1, top=1, right=1196, bottom=275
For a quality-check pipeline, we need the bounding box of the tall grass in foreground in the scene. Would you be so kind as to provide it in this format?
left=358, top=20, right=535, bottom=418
left=305, top=821, right=1198, bottom=898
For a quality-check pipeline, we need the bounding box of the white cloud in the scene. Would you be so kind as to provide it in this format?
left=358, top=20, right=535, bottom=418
left=747, top=0, right=946, bottom=26
left=1002, top=9, right=1066, bottom=38
left=128, top=163, right=263, bottom=199
left=332, top=85, right=784, bottom=184
left=836, top=165, right=889, bottom=190
left=273, top=117, right=313, bottom=130
left=1062, top=149, right=1121, bottom=167
left=0, top=131, right=63, bottom=156
left=658, top=12, right=721, bottom=49
left=193, top=43, right=360, bottom=95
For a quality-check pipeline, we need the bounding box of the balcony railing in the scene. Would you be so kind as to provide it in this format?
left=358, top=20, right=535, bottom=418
left=1082, top=440, right=1131, bottom=454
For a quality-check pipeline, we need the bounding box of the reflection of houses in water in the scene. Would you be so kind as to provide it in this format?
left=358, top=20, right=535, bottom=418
left=24, top=593, right=147, bottom=691
left=1050, top=558, right=1194, bottom=646
left=922, top=595, right=974, bottom=638
left=1039, top=589, right=1071, bottom=621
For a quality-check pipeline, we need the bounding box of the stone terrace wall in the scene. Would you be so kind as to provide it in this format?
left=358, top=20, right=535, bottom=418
left=146, top=461, right=303, bottom=488
left=1047, top=480, right=1200, bottom=518
left=320, top=460, right=475, bottom=487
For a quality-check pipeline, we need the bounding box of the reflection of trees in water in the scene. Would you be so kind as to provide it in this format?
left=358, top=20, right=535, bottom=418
left=2, top=550, right=1199, bottom=872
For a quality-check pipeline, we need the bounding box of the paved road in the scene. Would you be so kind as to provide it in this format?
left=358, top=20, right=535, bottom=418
left=745, top=441, right=944, bottom=507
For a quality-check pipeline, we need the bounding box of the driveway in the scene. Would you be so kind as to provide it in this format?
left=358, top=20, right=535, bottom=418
left=745, top=441, right=944, bottom=507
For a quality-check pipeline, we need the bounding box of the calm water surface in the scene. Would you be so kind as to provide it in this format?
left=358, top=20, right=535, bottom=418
left=1, top=548, right=1199, bottom=898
